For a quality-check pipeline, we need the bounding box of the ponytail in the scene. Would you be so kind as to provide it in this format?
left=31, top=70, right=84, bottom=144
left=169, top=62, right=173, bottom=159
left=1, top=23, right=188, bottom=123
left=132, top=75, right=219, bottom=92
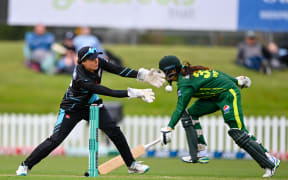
left=180, top=62, right=210, bottom=76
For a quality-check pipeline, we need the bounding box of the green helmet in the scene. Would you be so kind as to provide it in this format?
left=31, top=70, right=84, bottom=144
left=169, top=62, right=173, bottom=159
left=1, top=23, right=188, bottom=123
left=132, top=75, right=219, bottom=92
left=159, top=55, right=182, bottom=83
left=159, top=55, right=182, bottom=73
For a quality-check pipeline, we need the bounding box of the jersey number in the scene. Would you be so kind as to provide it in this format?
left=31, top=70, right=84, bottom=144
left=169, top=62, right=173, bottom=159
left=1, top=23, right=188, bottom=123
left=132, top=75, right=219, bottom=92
left=192, top=70, right=219, bottom=78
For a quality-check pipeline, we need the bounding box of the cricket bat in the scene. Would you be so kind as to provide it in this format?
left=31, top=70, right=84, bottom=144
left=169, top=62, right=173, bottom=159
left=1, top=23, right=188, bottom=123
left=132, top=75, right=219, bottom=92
left=98, top=138, right=161, bottom=174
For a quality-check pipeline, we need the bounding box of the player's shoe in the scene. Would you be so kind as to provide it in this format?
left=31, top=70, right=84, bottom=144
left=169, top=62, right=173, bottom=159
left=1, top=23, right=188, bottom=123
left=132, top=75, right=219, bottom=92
left=181, top=156, right=210, bottom=163
left=16, top=162, right=29, bottom=176
left=198, top=156, right=210, bottom=164
left=262, top=156, right=280, bottom=178
left=181, top=150, right=209, bottom=164
left=181, top=156, right=197, bottom=163
left=197, top=150, right=209, bottom=164
left=128, top=161, right=150, bottom=174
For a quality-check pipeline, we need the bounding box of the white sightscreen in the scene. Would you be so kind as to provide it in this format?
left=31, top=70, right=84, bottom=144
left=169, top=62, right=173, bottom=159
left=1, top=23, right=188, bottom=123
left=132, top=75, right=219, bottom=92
left=8, top=0, right=237, bottom=31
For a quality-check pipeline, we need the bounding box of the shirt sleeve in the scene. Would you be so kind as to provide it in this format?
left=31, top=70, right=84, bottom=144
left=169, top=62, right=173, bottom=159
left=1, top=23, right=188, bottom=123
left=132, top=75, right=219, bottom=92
left=101, top=59, right=138, bottom=78
left=261, top=45, right=272, bottom=60
left=78, top=80, right=128, bottom=98
left=237, top=44, right=244, bottom=60
left=25, top=32, right=33, bottom=49
left=236, top=43, right=245, bottom=65
left=168, top=86, right=194, bottom=129
left=221, top=72, right=239, bottom=86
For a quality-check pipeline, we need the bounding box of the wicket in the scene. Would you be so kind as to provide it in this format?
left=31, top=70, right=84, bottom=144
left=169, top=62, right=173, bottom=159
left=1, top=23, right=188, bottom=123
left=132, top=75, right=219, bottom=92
left=89, top=104, right=101, bottom=177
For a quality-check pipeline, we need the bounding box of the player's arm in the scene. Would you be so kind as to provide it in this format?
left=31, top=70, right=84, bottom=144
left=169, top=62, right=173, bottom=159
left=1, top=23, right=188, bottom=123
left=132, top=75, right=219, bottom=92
left=160, top=86, right=194, bottom=145
left=80, top=80, right=128, bottom=97
left=101, top=58, right=138, bottom=78
left=168, top=86, right=194, bottom=129
left=24, top=32, right=33, bottom=49
left=78, top=80, right=155, bottom=103
left=237, top=44, right=244, bottom=61
left=101, top=59, right=165, bottom=88
left=220, top=71, right=251, bottom=89
left=221, top=71, right=239, bottom=85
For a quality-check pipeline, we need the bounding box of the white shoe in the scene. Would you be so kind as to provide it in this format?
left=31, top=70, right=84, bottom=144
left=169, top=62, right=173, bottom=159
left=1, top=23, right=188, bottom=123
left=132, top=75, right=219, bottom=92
left=262, top=156, right=280, bottom=178
left=263, top=168, right=274, bottom=178
left=16, top=163, right=29, bottom=176
left=181, top=156, right=196, bottom=163
left=181, top=155, right=209, bottom=163
left=128, top=161, right=150, bottom=174
left=181, top=150, right=209, bottom=164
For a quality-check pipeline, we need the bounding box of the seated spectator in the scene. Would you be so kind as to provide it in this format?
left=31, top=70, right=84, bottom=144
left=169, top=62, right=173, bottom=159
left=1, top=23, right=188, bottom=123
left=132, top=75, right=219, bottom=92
left=56, top=31, right=77, bottom=74
left=24, top=24, right=57, bottom=74
left=73, top=27, right=105, bottom=55
left=73, top=27, right=123, bottom=66
left=278, top=43, right=288, bottom=67
left=236, top=31, right=272, bottom=75
left=267, top=42, right=287, bottom=70
left=96, top=34, right=123, bottom=66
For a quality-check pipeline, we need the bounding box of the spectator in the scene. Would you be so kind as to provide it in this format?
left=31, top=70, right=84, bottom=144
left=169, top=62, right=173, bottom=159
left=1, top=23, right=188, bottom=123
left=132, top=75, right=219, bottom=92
left=266, top=42, right=288, bottom=70
left=278, top=43, right=288, bottom=67
left=63, top=31, right=76, bottom=52
left=73, top=27, right=104, bottom=55
left=56, top=31, right=77, bottom=74
left=24, top=24, right=57, bottom=74
left=73, top=27, right=123, bottom=66
left=236, top=31, right=272, bottom=75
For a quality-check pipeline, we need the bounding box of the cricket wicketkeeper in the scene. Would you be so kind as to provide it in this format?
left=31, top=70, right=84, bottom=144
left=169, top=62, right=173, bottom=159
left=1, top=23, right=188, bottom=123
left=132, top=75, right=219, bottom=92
left=158, top=55, right=280, bottom=178
left=16, top=46, right=165, bottom=176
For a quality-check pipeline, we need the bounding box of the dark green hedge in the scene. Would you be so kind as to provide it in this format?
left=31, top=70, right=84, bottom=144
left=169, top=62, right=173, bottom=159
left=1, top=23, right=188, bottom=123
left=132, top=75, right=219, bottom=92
left=0, top=25, right=32, bottom=40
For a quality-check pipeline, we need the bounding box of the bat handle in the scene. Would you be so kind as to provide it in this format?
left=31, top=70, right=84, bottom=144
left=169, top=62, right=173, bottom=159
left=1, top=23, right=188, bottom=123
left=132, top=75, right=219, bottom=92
left=144, top=138, right=161, bottom=150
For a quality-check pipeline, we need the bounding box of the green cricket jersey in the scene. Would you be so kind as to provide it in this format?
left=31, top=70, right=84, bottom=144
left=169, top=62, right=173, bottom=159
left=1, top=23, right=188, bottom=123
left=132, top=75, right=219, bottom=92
left=168, top=69, right=239, bottom=129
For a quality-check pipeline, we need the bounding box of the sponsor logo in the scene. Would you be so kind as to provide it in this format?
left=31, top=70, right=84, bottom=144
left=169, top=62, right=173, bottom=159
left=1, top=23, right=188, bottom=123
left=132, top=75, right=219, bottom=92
left=223, top=105, right=230, bottom=114
left=177, top=90, right=182, bottom=96
left=53, top=0, right=195, bottom=10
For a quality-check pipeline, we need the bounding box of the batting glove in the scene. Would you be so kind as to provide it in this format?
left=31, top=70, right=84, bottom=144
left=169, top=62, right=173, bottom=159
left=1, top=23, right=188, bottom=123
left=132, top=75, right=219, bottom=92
left=236, top=76, right=252, bottom=89
left=137, top=68, right=165, bottom=88
left=160, top=127, right=172, bottom=145
left=127, top=88, right=155, bottom=103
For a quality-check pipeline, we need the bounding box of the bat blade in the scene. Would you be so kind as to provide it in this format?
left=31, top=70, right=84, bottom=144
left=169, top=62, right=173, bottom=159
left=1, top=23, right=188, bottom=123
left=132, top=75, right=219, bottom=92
left=98, top=139, right=160, bottom=175
left=98, top=145, right=145, bottom=175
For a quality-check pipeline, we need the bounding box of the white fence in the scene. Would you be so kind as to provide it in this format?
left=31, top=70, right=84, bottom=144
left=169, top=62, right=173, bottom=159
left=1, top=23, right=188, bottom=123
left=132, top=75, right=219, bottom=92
left=0, top=113, right=287, bottom=159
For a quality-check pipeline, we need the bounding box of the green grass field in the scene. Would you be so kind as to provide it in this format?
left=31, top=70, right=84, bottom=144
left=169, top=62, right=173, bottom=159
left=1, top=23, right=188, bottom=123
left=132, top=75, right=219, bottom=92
left=0, top=156, right=287, bottom=180
left=0, top=41, right=287, bottom=116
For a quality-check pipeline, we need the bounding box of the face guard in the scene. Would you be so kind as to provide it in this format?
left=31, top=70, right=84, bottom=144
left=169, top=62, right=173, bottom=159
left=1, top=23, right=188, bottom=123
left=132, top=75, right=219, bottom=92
left=163, top=66, right=178, bottom=82
left=159, top=55, right=182, bottom=84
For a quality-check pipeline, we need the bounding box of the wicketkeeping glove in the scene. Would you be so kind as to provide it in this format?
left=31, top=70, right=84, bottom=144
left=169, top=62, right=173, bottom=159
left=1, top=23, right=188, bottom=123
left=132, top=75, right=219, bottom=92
left=137, top=68, right=165, bottom=88
left=236, top=76, right=252, bottom=89
left=160, top=127, right=172, bottom=145
left=127, top=87, right=155, bottom=103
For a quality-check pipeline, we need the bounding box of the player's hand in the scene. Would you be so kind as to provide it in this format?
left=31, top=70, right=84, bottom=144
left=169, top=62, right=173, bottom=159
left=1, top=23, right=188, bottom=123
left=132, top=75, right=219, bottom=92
left=236, top=76, right=252, bottom=89
left=127, top=88, right=155, bottom=103
left=137, top=68, right=165, bottom=88
left=160, top=127, right=172, bottom=145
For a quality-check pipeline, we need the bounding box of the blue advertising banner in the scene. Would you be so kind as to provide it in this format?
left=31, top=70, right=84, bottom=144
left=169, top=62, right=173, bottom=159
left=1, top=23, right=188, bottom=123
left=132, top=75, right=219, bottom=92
left=238, top=0, right=288, bottom=32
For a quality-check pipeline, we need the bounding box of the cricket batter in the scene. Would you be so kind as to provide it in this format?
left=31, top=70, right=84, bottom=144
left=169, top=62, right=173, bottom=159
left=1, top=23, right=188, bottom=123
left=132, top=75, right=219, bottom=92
left=159, top=55, right=280, bottom=178
left=16, top=46, right=165, bottom=176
